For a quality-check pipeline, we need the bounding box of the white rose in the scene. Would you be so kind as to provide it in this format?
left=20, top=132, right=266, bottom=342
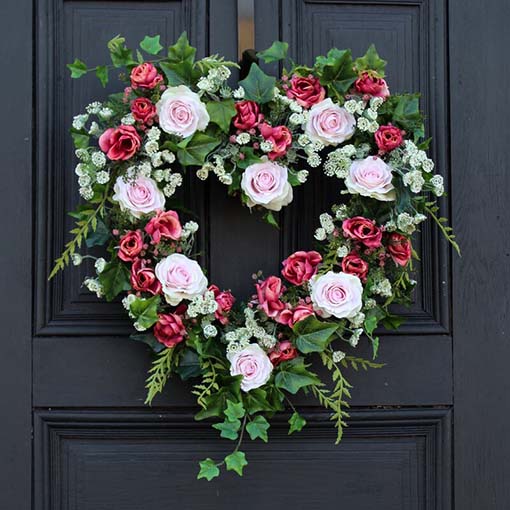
left=228, top=344, right=273, bottom=392
left=156, top=85, right=210, bottom=138
left=345, top=156, right=395, bottom=201
left=240, top=161, right=293, bottom=211
left=304, top=98, right=356, bottom=146
left=155, top=253, right=208, bottom=306
left=310, top=271, right=363, bottom=319
left=112, top=175, right=165, bottom=218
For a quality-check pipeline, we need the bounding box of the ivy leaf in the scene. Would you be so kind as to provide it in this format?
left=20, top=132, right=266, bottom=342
left=382, top=314, right=406, bottom=330
left=212, top=418, right=241, bottom=440
left=128, top=295, right=161, bottom=330
left=243, top=388, right=273, bottom=414
left=371, top=336, right=380, bottom=360
left=225, top=451, right=248, bottom=476
left=159, top=61, right=193, bottom=86
left=275, top=358, right=321, bottom=394
left=107, top=35, right=136, bottom=68
left=246, top=415, right=270, bottom=442
left=256, top=41, right=289, bottom=63
left=364, top=315, right=378, bottom=336
left=167, top=32, right=196, bottom=64
left=98, top=261, right=131, bottom=301
left=263, top=210, right=280, bottom=229
left=224, top=400, right=245, bottom=421
left=70, top=129, right=89, bottom=149
left=140, top=35, right=163, bottom=55
left=238, top=64, right=276, bottom=104
left=293, top=315, right=338, bottom=353
left=130, top=332, right=165, bottom=353
left=288, top=412, right=306, bottom=435
left=85, top=217, right=109, bottom=247
left=174, top=348, right=202, bottom=380
left=67, top=59, right=87, bottom=78
left=206, top=99, right=236, bottom=133
left=177, top=133, right=221, bottom=167
left=392, top=94, right=424, bottom=138
left=354, top=44, right=387, bottom=76
left=315, top=48, right=357, bottom=97
left=197, top=458, right=220, bottom=481
left=95, top=65, right=108, bottom=87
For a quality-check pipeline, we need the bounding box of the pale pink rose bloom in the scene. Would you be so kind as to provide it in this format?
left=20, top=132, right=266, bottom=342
left=228, top=344, right=273, bottom=392
left=155, top=253, right=208, bottom=306
left=241, top=161, right=293, bottom=211
left=345, top=156, right=396, bottom=201
left=310, top=271, right=363, bottom=319
left=156, top=85, right=209, bottom=138
left=112, top=175, right=165, bottom=218
left=304, top=98, right=356, bottom=146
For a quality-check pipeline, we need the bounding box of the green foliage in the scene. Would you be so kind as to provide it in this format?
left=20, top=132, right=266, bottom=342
left=243, top=388, right=274, bottom=414
left=174, top=348, right=202, bottom=380
left=225, top=400, right=245, bottom=421
left=263, top=210, right=280, bottom=229
left=177, top=133, right=221, bottom=167
left=246, top=415, right=270, bottom=442
left=225, top=451, right=248, bottom=476
left=130, top=332, right=165, bottom=354
left=85, top=217, right=110, bottom=248
left=67, top=59, right=87, bottom=78
left=159, top=32, right=197, bottom=86
left=293, top=315, right=338, bottom=353
left=314, top=48, right=357, bottom=100
left=256, top=41, right=289, bottom=63
left=391, top=94, right=424, bottom=140
left=288, top=412, right=306, bottom=435
left=107, top=35, right=136, bottom=68
left=206, top=99, right=236, bottom=133
left=95, top=65, right=108, bottom=87
left=98, top=261, right=131, bottom=302
left=275, top=358, right=321, bottom=394
left=341, top=356, right=385, bottom=372
left=140, top=35, right=163, bottom=55
left=425, top=203, right=461, bottom=255
left=354, top=44, right=387, bottom=76
left=167, top=32, right=196, bottom=64
left=70, top=129, right=89, bottom=149
left=238, top=64, right=276, bottom=104
left=213, top=417, right=242, bottom=440
left=197, top=458, right=220, bottom=481
left=145, top=348, right=175, bottom=405
left=128, top=295, right=160, bottom=329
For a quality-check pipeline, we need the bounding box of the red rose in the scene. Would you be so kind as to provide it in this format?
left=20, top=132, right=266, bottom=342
left=342, top=217, right=383, bottom=248
left=375, top=124, right=403, bottom=153
left=268, top=340, right=298, bottom=367
left=144, top=210, right=182, bottom=244
left=209, top=285, right=236, bottom=325
left=354, top=71, right=390, bottom=98
left=281, top=250, right=322, bottom=285
left=256, top=276, right=285, bottom=318
left=130, top=259, right=161, bottom=295
left=153, top=313, right=187, bottom=348
left=341, top=252, right=369, bottom=282
left=277, top=302, right=315, bottom=327
left=285, top=74, right=325, bottom=108
left=386, top=232, right=412, bottom=266
left=130, top=62, right=163, bottom=90
left=258, top=123, right=293, bottom=160
left=130, top=97, right=157, bottom=125
left=233, top=100, right=263, bottom=130
left=118, top=230, right=144, bottom=262
left=98, top=125, right=141, bottom=161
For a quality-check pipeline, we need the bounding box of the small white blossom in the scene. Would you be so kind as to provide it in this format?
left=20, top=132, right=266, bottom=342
left=96, top=171, right=110, bottom=184
left=370, top=97, right=384, bottom=109
left=337, top=245, right=349, bottom=258
left=203, top=324, right=218, bottom=338
left=219, top=173, right=233, bottom=186
left=319, top=213, right=335, bottom=234
left=94, top=257, right=106, bottom=274
left=75, top=163, right=87, bottom=177
left=297, top=134, right=310, bottom=147
left=368, top=121, right=379, bottom=133
left=146, top=127, right=161, bottom=141
left=83, top=277, right=103, bottom=298
left=422, top=158, right=434, bottom=173
left=233, top=86, right=245, bottom=99
left=121, top=113, right=135, bottom=125
left=91, top=151, right=106, bottom=168
left=350, top=312, right=365, bottom=329
left=75, top=149, right=89, bottom=162
left=122, top=294, right=137, bottom=310
left=289, top=112, right=304, bottom=125
left=314, top=227, right=327, bottom=241
left=333, top=204, right=349, bottom=220
left=72, top=114, right=89, bottom=130
left=236, top=133, right=250, bottom=145
left=88, top=121, right=100, bottom=136
left=161, top=150, right=176, bottom=164
left=133, top=321, right=147, bottom=332
left=78, top=175, right=91, bottom=187
left=307, top=153, right=321, bottom=167
left=364, top=108, right=378, bottom=121
left=348, top=328, right=363, bottom=347
left=397, top=212, right=416, bottom=234
left=98, top=107, right=113, bottom=120
left=79, top=186, right=94, bottom=200
left=344, top=100, right=359, bottom=114
left=260, top=141, right=273, bottom=153
left=297, top=170, right=309, bottom=183
left=145, top=140, right=159, bottom=155
left=71, top=253, right=83, bottom=266
left=86, top=102, right=102, bottom=115
left=332, top=351, right=346, bottom=363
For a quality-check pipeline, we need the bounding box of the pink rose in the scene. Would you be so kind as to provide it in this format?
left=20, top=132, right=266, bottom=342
left=241, top=161, right=293, bottom=211
left=285, top=74, right=325, bottom=108
left=281, top=250, right=322, bottom=285
left=233, top=100, right=263, bottom=130
left=342, top=217, right=383, bottom=249
left=99, top=125, right=141, bottom=161
left=341, top=253, right=369, bottom=282
left=345, top=156, right=395, bottom=201
left=354, top=71, right=390, bottom=98
left=153, top=313, right=187, bottom=348
left=258, top=123, right=293, bottom=160
left=130, top=259, right=162, bottom=295
left=256, top=276, right=286, bottom=318
left=375, top=124, right=404, bottom=153
left=310, top=271, right=363, bottom=319
left=130, top=63, right=163, bottom=90
left=228, top=344, right=273, bottom=392
left=277, top=302, right=315, bottom=327
left=130, top=97, right=157, bottom=125
left=304, top=98, right=356, bottom=146
left=268, top=340, right=299, bottom=367
left=209, top=285, right=236, bottom=325
left=118, top=230, right=144, bottom=262
left=386, top=232, right=412, bottom=266
left=156, top=85, right=209, bottom=138
left=144, top=210, right=182, bottom=244
left=112, top=175, right=165, bottom=218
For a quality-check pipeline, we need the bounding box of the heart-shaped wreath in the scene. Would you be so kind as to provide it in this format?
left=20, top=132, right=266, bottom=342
left=51, top=33, right=458, bottom=480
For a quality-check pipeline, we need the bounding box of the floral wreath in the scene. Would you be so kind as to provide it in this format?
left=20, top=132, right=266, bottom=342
left=51, top=33, right=459, bottom=480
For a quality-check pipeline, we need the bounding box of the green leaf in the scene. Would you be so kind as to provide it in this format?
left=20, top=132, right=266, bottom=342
left=67, top=59, right=88, bottom=78
left=354, top=44, right=387, bottom=76
left=85, top=217, right=109, bottom=248
left=288, top=412, right=306, bottom=435
left=263, top=211, right=279, bottom=229
left=140, top=35, right=163, bottom=55
left=212, top=418, right=241, bottom=440
left=197, top=458, right=220, bottom=481
left=225, top=451, right=248, bottom=476
left=315, top=48, right=357, bottom=97
left=206, top=99, right=236, bottom=133
left=391, top=94, right=424, bottom=138
left=167, top=32, right=196, bottom=64
left=174, top=348, right=202, bottom=380
left=293, top=315, right=338, bottom=354
left=129, top=295, right=160, bottom=330
left=371, top=336, right=380, bottom=360
left=382, top=314, right=406, bottom=330
left=238, top=64, right=276, bottom=104
left=177, top=133, right=221, bottom=167
left=243, top=388, right=273, bottom=414
left=97, top=261, right=131, bottom=301
left=159, top=61, right=195, bottom=86
left=246, top=415, right=270, bottom=442
left=95, top=65, right=108, bottom=87
left=256, top=41, right=289, bottom=63
left=364, top=315, right=378, bottom=336
left=275, top=358, right=321, bottom=395
left=107, top=35, right=136, bottom=68
left=130, top=332, right=165, bottom=353
left=224, top=400, right=245, bottom=421
left=70, top=130, right=89, bottom=149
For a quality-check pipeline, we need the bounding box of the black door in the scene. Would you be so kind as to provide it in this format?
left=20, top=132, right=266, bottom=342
left=1, top=0, right=509, bottom=508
